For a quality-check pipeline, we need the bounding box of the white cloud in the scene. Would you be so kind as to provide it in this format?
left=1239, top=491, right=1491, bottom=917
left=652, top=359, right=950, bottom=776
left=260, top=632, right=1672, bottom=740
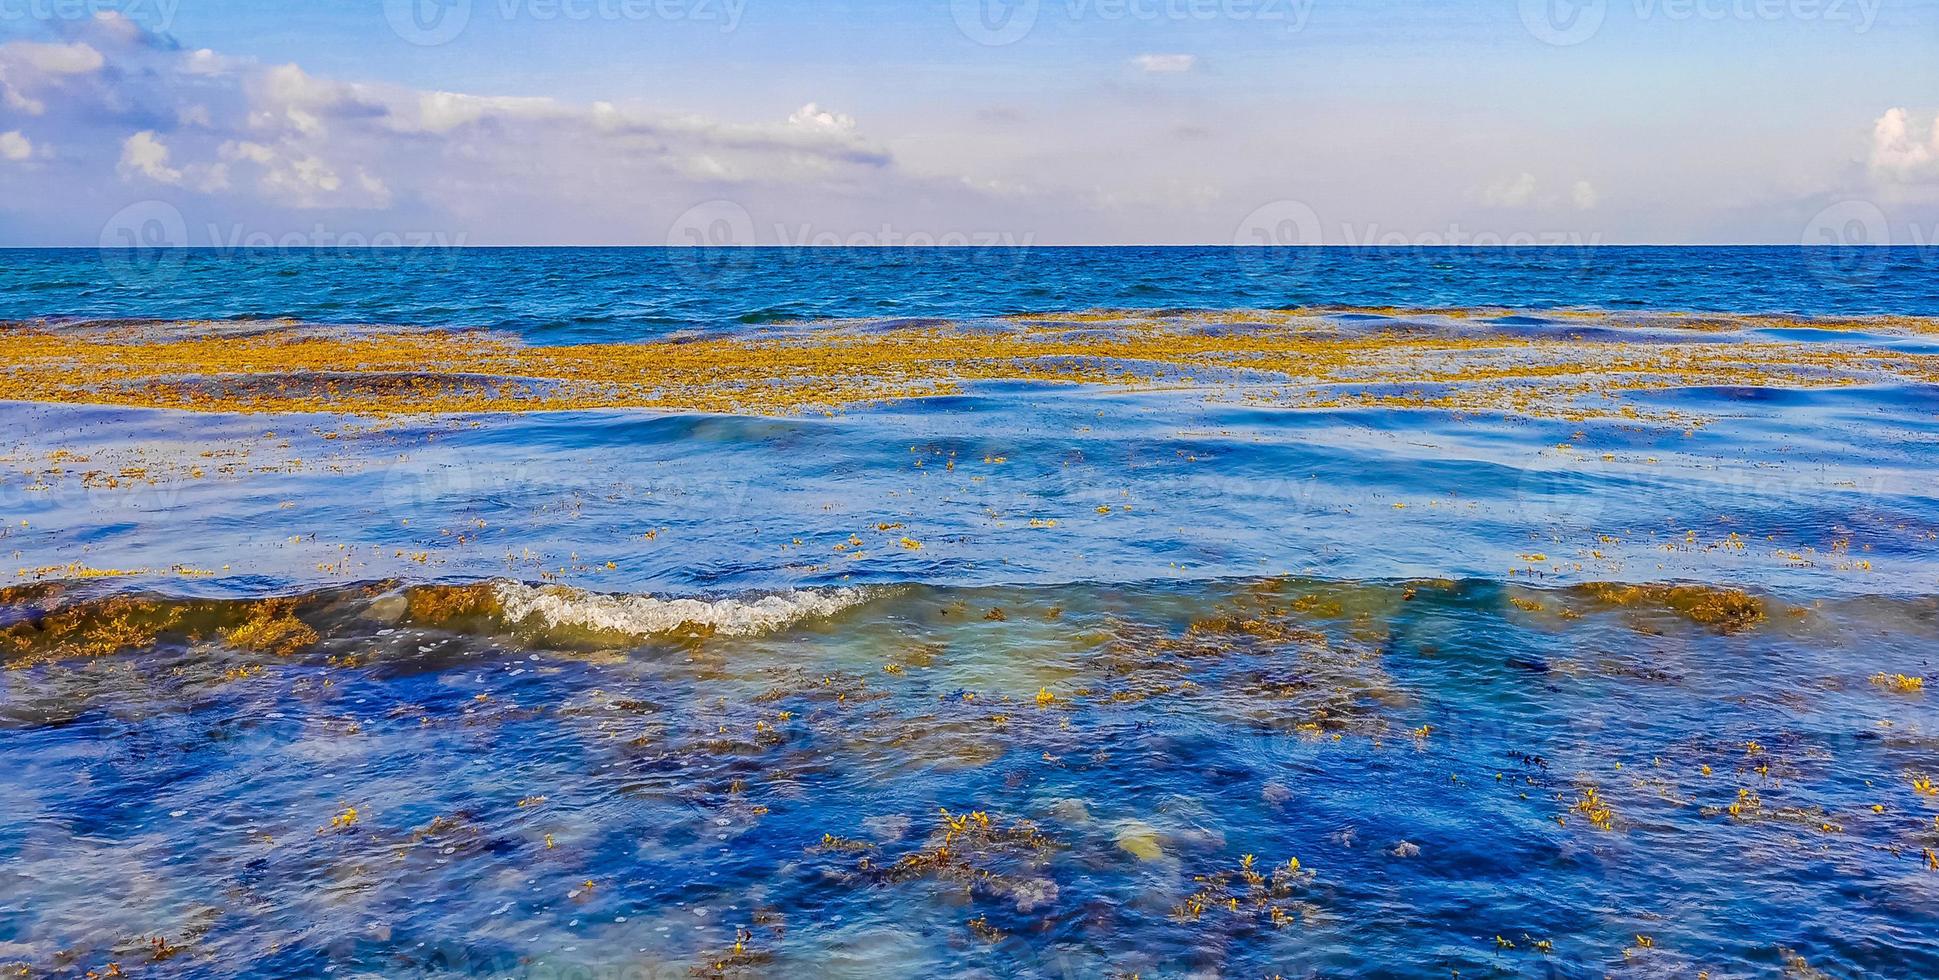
left=1571, top=179, right=1599, bottom=210
left=218, top=139, right=390, bottom=209
left=118, top=130, right=182, bottom=184
left=183, top=48, right=240, bottom=76
left=0, top=3, right=1911, bottom=245
left=1869, top=107, right=1939, bottom=182
left=1, top=40, right=104, bottom=75
left=87, top=11, right=145, bottom=45
left=0, top=40, right=107, bottom=115
left=0, top=130, right=31, bottom=161
left=787, top=102, right=856, bottom=133
left=1481, top=172, right=1539, bottom=208
left=0, top=16, right=1011, bottom=243
left=1131, top=54, right=1198, bottom=74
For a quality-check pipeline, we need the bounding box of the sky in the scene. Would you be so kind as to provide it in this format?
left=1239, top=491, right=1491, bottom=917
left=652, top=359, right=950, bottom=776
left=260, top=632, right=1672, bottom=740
left=0, top=0, right=1935, bottom=245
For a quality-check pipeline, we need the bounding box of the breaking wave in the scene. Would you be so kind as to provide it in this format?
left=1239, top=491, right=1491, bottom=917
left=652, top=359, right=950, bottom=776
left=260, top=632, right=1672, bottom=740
left=490, top=581, right=876, bottom=638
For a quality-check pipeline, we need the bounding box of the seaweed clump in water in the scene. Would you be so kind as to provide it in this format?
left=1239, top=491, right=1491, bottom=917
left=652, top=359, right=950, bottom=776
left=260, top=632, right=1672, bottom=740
left=402, top=582, right=505, bottom=626
left=219, top=598, right=320, bottom=655
left=1574, top=582, right=1768, bottom=634
left=0, top=584, right=332, bottom=667
left=813, top=808, right=1061, bottom=916
left=1, top=584, right=186, bottom=667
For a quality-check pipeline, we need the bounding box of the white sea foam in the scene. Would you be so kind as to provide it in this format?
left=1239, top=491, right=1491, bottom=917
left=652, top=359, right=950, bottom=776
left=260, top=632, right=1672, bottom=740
left=492, top=581, right=873, bottom=638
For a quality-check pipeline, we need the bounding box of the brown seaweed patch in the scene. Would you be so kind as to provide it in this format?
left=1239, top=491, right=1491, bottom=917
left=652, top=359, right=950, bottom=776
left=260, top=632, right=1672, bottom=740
left=219, top=598, right=321, bottom=655
left=813, top=808, right=1059, bottom=914
left=0, top=592, right=184, bottom=667
left=1088, top=584, right=1403, bottom=737
left=1569, top=582, right=1770, bottom=634
left=5, top=310, right=1938, bottom=420
left=0, top=587, right=330, bottom=666
left=402, top=582, right=505, bottom=626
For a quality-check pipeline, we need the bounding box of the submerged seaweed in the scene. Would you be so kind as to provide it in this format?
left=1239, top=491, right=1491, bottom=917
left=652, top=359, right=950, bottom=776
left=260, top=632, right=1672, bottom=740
left=1, top=575, right=1937, bottom=977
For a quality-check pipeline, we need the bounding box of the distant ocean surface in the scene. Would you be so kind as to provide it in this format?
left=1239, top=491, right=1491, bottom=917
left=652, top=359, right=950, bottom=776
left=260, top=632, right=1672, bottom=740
left=4, top=246, right=1936, bottom=340
left=4, top=247, right=1939, bottom=978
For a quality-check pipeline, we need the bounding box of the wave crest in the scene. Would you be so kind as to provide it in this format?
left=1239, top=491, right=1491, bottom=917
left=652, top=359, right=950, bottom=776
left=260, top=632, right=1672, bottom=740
left=491, top=581, right=874, bottom=638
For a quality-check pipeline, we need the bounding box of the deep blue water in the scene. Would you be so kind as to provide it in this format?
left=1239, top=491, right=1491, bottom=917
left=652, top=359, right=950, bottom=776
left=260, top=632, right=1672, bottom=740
left=3, top=246, right=1936, bottom=341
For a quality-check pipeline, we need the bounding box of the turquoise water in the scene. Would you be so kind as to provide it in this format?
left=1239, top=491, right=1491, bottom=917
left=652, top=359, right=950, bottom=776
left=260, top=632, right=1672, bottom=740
left=3, top=248, right=1939, bottom=977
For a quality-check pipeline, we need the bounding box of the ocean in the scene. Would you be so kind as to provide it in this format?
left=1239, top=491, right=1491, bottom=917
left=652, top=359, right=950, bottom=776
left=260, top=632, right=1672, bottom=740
left=2, top=246, right=1937, bottom=977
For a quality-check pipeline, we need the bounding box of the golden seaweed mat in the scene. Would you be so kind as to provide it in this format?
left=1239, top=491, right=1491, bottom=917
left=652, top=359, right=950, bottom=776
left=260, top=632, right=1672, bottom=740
left=2, top=307, right=1936, bottom=420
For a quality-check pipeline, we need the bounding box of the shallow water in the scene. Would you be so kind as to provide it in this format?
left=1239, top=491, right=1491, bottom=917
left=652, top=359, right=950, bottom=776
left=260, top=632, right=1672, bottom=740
left=4, top=577, right=1938, bottom=978
left=3, top=248, right=1939, bottom=977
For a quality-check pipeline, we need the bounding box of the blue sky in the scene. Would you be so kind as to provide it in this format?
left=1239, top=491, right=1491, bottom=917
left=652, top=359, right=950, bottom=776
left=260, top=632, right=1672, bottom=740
left=0, top=0, right=1934, bottom=244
